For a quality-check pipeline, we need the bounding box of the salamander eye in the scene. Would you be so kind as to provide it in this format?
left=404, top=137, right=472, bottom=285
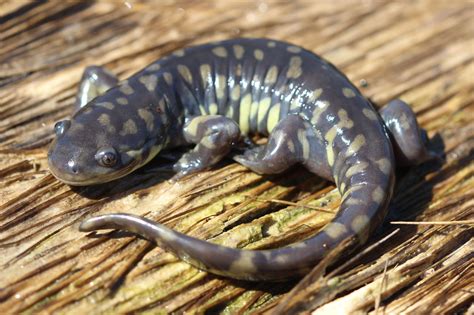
left=54, top=120, right=71, bottom=137
left=95, top=147, right=118, bottom=167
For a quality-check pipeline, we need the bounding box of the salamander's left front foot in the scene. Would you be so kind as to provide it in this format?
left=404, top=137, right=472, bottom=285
left=380, top=99, right=440, bottom=166
left=172, top=115, right=240, bottom=180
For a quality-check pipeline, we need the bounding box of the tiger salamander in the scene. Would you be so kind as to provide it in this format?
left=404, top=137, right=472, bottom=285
left=48, top=38, right=434, bottom=281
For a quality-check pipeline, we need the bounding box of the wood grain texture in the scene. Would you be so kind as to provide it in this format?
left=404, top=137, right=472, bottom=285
left=0, top=1, right=472, bottom=314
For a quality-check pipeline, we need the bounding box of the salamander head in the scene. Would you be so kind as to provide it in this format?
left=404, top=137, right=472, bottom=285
left=48, top=106, right=163, bottom=186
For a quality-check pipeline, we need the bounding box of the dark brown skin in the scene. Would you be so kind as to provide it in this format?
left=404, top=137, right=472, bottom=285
left=48, top=38, right=434, bottom=280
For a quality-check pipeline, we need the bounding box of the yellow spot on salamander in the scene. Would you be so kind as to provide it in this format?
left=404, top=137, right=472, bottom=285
left=212, top=46, right=228, bottom=58
left=399, top=112, right=411, bottom=130
left=231, top=85, right=240, bottom=101
left=254, top=49, right=264, bottom=60
left=345, top=161, right=368, bottom=178
left=290, top=98, right=301, bottom=111
left=138, top=108, right=155, bottom=133
left=297, top=129, right=310, bottom=160
left=209, top=103, right=218, bottom=115
left=345, top=134, right=366, bottom=157
left=310, top=100, right=330, bottom=124
left=286, top=56, right=303, bottom=79
left=81, top=107, right=93, bottom=115
left=235, top=64, right=242, bottom=76
left=345, top=198, right=364, bottom=206
left=226, top=105, right=234, bottom=118
left=177, top=65, right=193, bottom=84
left=119, top=119, right=138, bottom=136
left=376, top=158, right=391, bottom=175
left=308, top=88, right=323, bottom=103
left=264, top=65, right=278, bottom=85
left=340, top=182, right=346, bottom=193
left=287, top=139, right=295, bottom=153
left=201, top=137, right=217, bottom=149
left=342, top=87, right=356, bottom=98
left=239, top=94, right=252, bottom=134
left=228, top=253, right=258, bottom=274
left=139, top=74, right=158, bottom=92
left=341, top=185, right=363, bottom=202
left=287, top=45, right=301, bottom=53
left=96, top=102, right=114, bottom=110
left=267, top=41, right=276, bottom=48
left=116, top=97, right=128, bottom=105
left=233, top=45, right=244, bottom=59
left=173, top=49, right=185, bottom=57
left=289, top=242, right=308, bottom=249
left=274, top=253, right=293, bottom=264
left=337, top=109, right=354, bottom=129
left=123, top=148, right=145, bottom=165
left=199, top=104, right=207, bottom=115
left=147, top=63, right=161, bottom=71
left=257, top=97, right=272, bottom=127
left=119, top=81, right=134, bottom=95
left=325, top=125, right=338, bottom=143
left=163, top=72, right=173, bottom=85
left=200, top=64, right=211, bottom=87
left=372, top=186, right=385, bottom=204
left=185, top=116, right=204, bottom=137
left=362, top=108, right=378, bottom=121
left=325, top=126, right=338, bottom=166
left=351, top=215, right=370, bottom=233
left=267, top=103, right=281, bottom=132
left=325, top=222, right=348, bottom=239
left=216, top=75, right=227, bottom=100
left=351, top=214, right=371, bottom=242
left=97, top=113, right=115, bottom=133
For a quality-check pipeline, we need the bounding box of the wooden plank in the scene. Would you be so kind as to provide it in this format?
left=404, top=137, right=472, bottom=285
left=0, top=1, right=472, bottom=313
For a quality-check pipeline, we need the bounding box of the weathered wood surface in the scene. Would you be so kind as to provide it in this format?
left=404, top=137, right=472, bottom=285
left=0, top=1, right=473, bottom=314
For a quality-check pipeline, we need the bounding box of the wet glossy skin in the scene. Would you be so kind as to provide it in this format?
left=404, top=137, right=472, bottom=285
left=48, top=38, right=433, bottom=280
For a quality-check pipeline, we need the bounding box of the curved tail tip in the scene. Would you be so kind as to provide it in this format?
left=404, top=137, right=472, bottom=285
left=78, top=213, right=142, bottom=232
left=78, top=215, right=114, bottom=232
left=78, top=217, right=99, bottom=232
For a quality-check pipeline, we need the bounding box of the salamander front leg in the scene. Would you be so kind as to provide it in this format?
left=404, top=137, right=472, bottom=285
left=234, top=115, right=332, bottom=179
left=75, top=66, right=118, bottom=110
left=172, top=115, right=241, bottom=179
left=380, top=99, right=438, bottom=166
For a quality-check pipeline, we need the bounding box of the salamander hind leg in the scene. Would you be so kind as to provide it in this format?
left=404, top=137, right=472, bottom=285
left=233, top=115, right=332, bottom=179
left=75, top=66, right=119, bottom=110
left=379, top=99, right=438, bottom=166
left=173, top=115, right=241, bottom=179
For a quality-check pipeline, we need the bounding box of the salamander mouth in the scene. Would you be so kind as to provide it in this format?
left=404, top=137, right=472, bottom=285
left=48, top=158, right=141, bottom=186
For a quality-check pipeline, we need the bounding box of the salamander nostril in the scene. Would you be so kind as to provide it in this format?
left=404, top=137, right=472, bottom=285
left=67, top=159, right=79, bottom=174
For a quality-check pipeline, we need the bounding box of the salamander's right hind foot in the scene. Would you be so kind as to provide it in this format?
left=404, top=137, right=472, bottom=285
left=380, top=99, right=439, bottom=166
left=233, top=115, right=330, bottom=177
